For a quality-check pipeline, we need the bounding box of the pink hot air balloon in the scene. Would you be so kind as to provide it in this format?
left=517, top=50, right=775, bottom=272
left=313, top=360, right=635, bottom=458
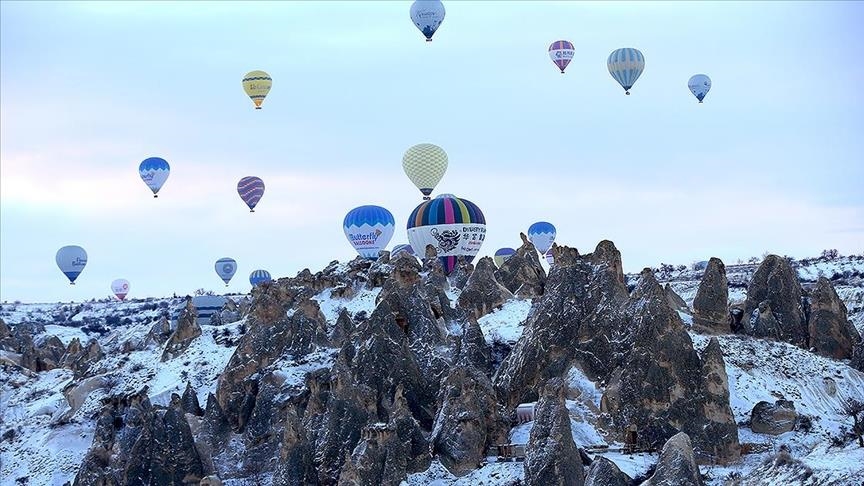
left=548, top=40, right=575, bottom=74
left=237, top=176, right=265, bottom=212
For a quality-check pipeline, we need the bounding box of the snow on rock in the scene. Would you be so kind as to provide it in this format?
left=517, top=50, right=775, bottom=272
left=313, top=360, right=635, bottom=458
left=477, top=298, right=533, bottom=345
left=313, top=286, right=381, bottom=327
left=402, top=458, right=524, bottom=485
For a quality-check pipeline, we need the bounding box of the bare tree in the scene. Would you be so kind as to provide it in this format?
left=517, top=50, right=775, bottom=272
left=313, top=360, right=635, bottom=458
left=843, top=399, right=864, bottom=447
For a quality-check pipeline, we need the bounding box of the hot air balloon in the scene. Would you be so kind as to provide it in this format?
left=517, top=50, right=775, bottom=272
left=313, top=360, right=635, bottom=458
left=410, top=0, right=445, bottom=42
left=237, top=176, right=265, bottom=212
left=607, top=48, right=645, bottom=95
left=407, top=194, right=486, bottom=274
left=139, top=157, right=170, bottom=197
left=391, top=243, right=415, bottom=257
left=56, top=245, right=87, bottom=285
left=249, top=269, right=272, bottom=286
left=242, top=70, right=272, bottom=109
left=688, top=74, right=711, bottom=103
left=111, top=279, right=130, bottom=300
left=548, top=40, right=575, bottom=74
left=402, top=143, right=448, bottom=200
left=527, top=222, right=556, bottom=254
left=494, top=248, right=516, bottom=267
left=343, top=205, right=395, bottom=260
left=215, top=257, right=237, bottom=286
left=545, top=248, right=555, bottom=267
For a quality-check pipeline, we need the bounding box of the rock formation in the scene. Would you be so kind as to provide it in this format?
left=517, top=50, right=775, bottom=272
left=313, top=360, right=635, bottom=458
left=523, top=378, right=585, bottom=486
left=750, top=400, right=797, bottom=435
left=645, top=432, right=703, bottom=486
left=457, top=256, right=514, bottom=320
left=807, top=277, right=861, bottom=359
left=744, top=255, right=807, bottom=347
left=692, top=258, right=730, bottom=333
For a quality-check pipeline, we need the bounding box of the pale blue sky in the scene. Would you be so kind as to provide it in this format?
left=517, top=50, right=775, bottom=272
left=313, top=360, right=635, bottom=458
left=1, top=1, right=862, bottom=302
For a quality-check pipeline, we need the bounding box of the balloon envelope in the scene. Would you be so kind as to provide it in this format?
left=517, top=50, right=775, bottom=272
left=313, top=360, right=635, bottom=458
left=548, top=40, right=575, bottom=73
left=494, top=247, right=516, bottom=267
left=111, top=279, right=130, bottom=300
left=688, top=74, right=711, bottom=103
left=56, top=245, right=87, bottom=284
left=407, top=194, right=486, bottom=274
left=139, top=157, right=170, bottom=197
left=242, top=70, right=272, bottom=109
left=607, top=48, right=645, bottom=94
left=344, top=205, right=396, bottom=260
left=391, top=243, right=415, bottom=257
left=249, top=269, right=272, bottom=286
left=237, top=176, right=265, bottom=212
left=527, top=222, right=556, bottom=254
left=215, top=257, right=237, bottom=285
left=402, top=143, right=448, bottom=200
left=410, top=0, right=445, bottom=41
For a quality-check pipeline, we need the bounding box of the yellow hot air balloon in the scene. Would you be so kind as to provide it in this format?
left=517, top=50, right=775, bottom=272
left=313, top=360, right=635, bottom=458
left=242, top=70, right=272, bottom=109
left=402, top=143, right=448, bottom=200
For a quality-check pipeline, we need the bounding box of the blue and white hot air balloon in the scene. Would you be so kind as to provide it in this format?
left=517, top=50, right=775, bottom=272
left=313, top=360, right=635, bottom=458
left=249, top=269, right=272, bottom=286
left=391, top=243, right=415, bottom=257
left=607, top=48, right=645, bottom=95
left=688, top=74, right=712, bottom=103
left=493, top=248, right=516, bottom=267
left=410, top=0, right=445, bottom=42
left=343, top=205, right=396, bottom=260
left=139, top=157, right=170, bottom=197
left=56, top=245, right=87, bottom=285
left=215, top=257, right=237, bottom=286
left=527, top=222, right=556, bottom=254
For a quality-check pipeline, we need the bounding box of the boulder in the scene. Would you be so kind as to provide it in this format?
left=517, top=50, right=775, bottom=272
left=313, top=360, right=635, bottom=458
left=644, top=432, right=703, bottom=486
left=744, top=255, right=807, bottom=347
left=524, top=377, right=585, bottom=486
left=583, top=457, right=631, bottom=486
left=692, top=258, right=730, bottom=333
left=807, top=277, right=861, bottom=359
left=750, top=400, right=797, bottom=435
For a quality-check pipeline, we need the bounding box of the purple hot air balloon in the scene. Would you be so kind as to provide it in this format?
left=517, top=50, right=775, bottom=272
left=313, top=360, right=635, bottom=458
left=237, top=176, right=265, bottom=212
left=548, top=40, right=575, bottom=74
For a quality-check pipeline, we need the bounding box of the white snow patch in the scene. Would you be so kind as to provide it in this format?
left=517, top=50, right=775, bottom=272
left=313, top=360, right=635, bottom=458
left=477, top=299, right=533, bottom=345
left=313, top=286, right=381, bottom=328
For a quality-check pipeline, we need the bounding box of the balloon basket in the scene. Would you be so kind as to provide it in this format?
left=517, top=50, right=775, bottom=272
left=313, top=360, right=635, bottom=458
left=426, top=38, right=432, bottom=42
left=250, top=209, right=255, bottom=213
left=625, top=91, right=630, bottom=95
left=153, top=194, right=158, bottom=198
left=255, top=107, right=262, bottom=110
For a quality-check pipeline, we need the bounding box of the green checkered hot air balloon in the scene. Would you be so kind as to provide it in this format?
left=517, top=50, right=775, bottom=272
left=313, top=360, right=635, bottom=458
left=402, top=143, right=448, bottom=200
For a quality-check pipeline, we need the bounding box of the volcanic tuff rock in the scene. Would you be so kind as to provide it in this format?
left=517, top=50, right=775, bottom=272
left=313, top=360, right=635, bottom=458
left=161, top=297, right=202, bottom=361
left=457, top=256, right=515, bottom=320
left=523, top=377, right=585, bottom=486
left=429, top=363, right=509, bottom=475
left=583, top=457, right=631, bottom=486
left=494, top=233, right=547, bottom=298
left=692, top=257, right=730, bottom=333
left=603, top=269, right=739, bottom=460
left=181, top=382, right=203, bottom=416
left=644, top=432, right=703, bottom=486
left=807, top=277, right=861, bottom=359
left=63, top=337, right=104, bottom=379
left=494, top=241, right=631, bottom=409
left=664, top=284, right=690, bottom=314
left=750, top=400, right=797, bottom=435
left=215, top=296, right=328, bottom=431
left=744, top=255, right=808, bottom=347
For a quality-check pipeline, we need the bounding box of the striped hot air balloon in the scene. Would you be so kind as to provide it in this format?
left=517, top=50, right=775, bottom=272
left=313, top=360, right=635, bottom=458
left=343, top=205, right=396, bottom=260
left=548, top=40, right=575, bottom=74
left=607, top=48, right=645, bottom=95
left=545, top=248, right=555, bottom=267
left=249, top=269, right=272, bottom=286
left=237, top=176, right=265, bottom=212
left=527, top=222, right=556, bottom=254
left=406, top=194, right=486, bottom=274
left=391, top=243, right=415, bottom=257
left=402, top=143, right=448, bottom=200
left=242, top=70, right=272, bottom=109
